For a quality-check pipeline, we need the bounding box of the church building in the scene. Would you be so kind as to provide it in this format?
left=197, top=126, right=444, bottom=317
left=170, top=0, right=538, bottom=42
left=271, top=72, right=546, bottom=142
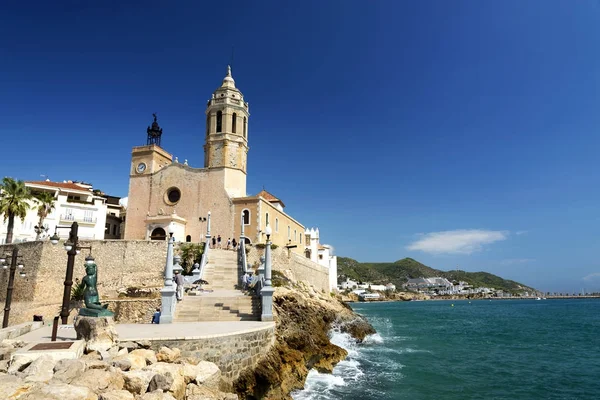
left=123, top=66, right=320, bottom=257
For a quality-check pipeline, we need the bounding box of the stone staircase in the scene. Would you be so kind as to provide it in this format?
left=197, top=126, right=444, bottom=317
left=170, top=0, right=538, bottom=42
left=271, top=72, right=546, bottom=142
left=174, top=249, right=260, bottom=322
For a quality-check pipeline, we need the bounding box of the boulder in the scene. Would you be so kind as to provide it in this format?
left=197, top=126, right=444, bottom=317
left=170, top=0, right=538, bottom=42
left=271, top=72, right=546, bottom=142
left=156, top=346, right=181, bottom=363
left=135, top=340, right=152, bottom=349
left=182, top=361, right=221, bottom=389
left=114, top=351, right=146, bottom=370
left=72, top=367, right=125, bottom=394
left=185, top=384, right=239, bottom=400
left=99, top=389, right=136, bottom=400
left=82, top=350, right=102, bottom=360
left=0, top=344, right=15, bottom=360
left=140, top=390, right=177, bottom=400
left=22, top=382, right=98, bottom=400
left=74, top=316, right=119, bottom=352
left=53, top=359, right=87, bottom=383
left=148, top=371, right=174, bottom=392
left=23, top=354, right=59, bottom=383
left=130, top=349, right=158, bottom=365
left=121, top=369, right=155, bottom=395
left=119, top=341, right=139, bottom=352
left=112, top=358, right=132, bottom=371
left=0, top=373, right=39, bottom=399
left=143, top=362, right=185, bottom=400
left=84, top=358, right=110, bottom=370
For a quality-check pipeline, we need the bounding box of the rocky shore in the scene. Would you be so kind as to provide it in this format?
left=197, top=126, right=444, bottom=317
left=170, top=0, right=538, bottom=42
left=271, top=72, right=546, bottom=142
left=234, top=283, right=376, bottom=399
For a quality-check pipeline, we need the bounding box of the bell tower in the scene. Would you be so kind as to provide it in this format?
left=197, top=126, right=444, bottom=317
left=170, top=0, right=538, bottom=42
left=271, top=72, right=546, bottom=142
left=204, top=66, right=249, bottom=198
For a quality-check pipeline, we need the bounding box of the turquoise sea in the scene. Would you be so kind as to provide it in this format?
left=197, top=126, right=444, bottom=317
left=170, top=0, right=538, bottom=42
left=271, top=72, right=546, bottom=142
left=292, top=299, right=600, bottom=400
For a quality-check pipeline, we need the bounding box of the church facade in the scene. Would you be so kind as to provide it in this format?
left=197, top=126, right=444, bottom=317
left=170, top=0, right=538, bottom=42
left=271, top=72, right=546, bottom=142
left=123, top=67, right=331, bottom=266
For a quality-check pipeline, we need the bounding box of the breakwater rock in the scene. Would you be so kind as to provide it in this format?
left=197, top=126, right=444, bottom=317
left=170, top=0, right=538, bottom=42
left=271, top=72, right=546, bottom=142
left=234, top=285, right=375, bottom=399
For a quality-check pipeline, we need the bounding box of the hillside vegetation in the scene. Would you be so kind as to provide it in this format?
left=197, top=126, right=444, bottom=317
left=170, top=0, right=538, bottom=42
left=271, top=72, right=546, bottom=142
left=338, top=257, right=534, bottom=294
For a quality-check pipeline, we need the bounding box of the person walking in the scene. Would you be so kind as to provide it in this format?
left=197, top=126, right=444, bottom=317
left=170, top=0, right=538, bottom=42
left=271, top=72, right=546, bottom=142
left=217, top=235, right=222, bottom=249
left=242, top=271, right=249, bottom=291
left=232, top=238, right=237, bottom=251
left=174, top=269, right=185, bottom=301
left=211, top=237, right=216, bottom=249
left=227, top=238, right=231, bottom=250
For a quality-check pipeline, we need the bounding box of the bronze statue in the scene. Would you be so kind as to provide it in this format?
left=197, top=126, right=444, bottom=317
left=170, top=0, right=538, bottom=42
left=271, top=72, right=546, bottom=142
left=78, top=261, right=114, bottom=317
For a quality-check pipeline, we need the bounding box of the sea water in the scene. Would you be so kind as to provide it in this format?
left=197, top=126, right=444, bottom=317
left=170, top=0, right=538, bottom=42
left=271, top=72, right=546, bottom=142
left=292, top=299, right=600, bottom=400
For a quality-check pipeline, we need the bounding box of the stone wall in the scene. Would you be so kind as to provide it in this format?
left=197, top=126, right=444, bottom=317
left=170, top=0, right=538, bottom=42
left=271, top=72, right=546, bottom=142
left=145, top=324, right=275, bottom=383
left=0, top=240, right=169, bottom=326
left=246, top=246, right=330, bottom=292
left=105, top=298, right=161, bottom=324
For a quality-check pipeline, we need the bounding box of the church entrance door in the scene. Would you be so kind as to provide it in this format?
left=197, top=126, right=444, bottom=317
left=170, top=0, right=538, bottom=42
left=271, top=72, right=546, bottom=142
left=150, top=227, right=166, bottom=240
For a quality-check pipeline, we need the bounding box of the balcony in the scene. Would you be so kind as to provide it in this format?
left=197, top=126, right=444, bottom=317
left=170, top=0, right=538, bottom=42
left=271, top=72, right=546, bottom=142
left=60, top=214, right=97, bottom=226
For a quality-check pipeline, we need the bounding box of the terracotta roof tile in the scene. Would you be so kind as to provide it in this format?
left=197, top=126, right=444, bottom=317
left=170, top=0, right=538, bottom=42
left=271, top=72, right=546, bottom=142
left=26, top=181, right=91, bottom=191
left=256, top=189, right=285, bottom=207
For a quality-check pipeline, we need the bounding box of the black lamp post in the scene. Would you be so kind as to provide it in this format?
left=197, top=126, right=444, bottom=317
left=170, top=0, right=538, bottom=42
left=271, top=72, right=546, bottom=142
left=49, top=222, right=92, bottom=324
left=1, top=247, right=26, bottom=328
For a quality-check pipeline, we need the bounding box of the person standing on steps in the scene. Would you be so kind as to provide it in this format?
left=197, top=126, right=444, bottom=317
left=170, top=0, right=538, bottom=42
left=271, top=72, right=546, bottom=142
left=232, top=238, right=237, bottom=251
left=174, top=269, right=185, bottom=301
left=211, top=237, right=216, bottom=249
left=227, top=237, right=231, bottom=250
left=217, top=234, right=222, bottom=249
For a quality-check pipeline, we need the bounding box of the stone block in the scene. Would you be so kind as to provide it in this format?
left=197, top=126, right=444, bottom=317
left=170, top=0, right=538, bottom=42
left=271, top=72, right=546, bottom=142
left=75, top=316, right=119, bottom=352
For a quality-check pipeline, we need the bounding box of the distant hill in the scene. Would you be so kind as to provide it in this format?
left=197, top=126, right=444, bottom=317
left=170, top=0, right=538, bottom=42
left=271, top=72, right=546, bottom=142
left=337, top=257, right=534, bottom=294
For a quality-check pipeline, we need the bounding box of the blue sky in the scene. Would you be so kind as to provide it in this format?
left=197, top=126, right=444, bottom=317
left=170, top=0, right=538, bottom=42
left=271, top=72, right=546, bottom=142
left=1, top=1, right=599, bottom=293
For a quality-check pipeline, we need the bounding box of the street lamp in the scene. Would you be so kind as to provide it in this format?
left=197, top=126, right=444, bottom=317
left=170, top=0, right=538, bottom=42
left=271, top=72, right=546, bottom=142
left=50, top=222, right=92, bottom=324
left=1, top=248, right=26, bottom=328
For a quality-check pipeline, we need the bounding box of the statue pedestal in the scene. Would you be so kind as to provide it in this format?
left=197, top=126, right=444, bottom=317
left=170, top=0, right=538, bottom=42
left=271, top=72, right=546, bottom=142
left=160, top=285, right=177, bottom=324
left=74, top=316, right=119, bottom=353
left=260, top=286, right=275, bottom=322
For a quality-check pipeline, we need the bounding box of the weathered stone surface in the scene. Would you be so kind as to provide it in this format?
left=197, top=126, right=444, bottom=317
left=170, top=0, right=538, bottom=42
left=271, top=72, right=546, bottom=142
left=82, top=350, right=102, bottom=360
left=119, top=341, right=139, bottom=352
left=136, top=339, right=152, bottom=349
left=157, top=346, right=181, bottom=363
left=8, top=354, right=32, bottom=374
left=0, top=373, right=39, bottom=398
left=74, top=316, right=119, bottom=352
left=143, top=362, right=185, bottom=399
left=52, top=359, right=87, bottom=383
left=114, top=350, right=146, bottom=370
left=72, top=367, right=125, bottom=393
left=116, top=347, right=128, bottom=356
left=139, top=390, right=177, bottom=400
left=182, top=361, right=221, bottom=389
left=185, top=383, right=239, bottom=400
left=121, top=369, right=155, bottom=395
left=131, top=348, right=158, bottom=365
left=0, top=344, right=15, bottom=360
left=99, top=389, right=135, bottom=400
left=23, top=354, right=58, bottom=383
left=22, top=382, right=98, bottom=400
left=148, top=371, right=174, bottom=392
left=112, top=358, right=132, bottom=371
left=84, top=358, right=110, bottom=370
left=0, top=358, right=9, bottom=373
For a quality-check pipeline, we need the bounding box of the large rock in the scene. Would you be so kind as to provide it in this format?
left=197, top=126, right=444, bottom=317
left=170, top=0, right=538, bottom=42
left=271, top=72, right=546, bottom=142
left=156, top=346, right=181, bottom=363
left=182, top=361, right=221, bottom=389
left=74, top=316, right=119, bottom=352
left=0, top=374, right=39, bottom=399
left=185, top=383, right=238, bottom=400
left=140, top=390, right=177, bottom=400
left=8, top=354, right=33, bottom=374
left=0, top=344, right=15, bottom=360
left=121, top=369, right=155, bottom=395
left=113, top=351, right=146, bottom=370
left=53, top=359, right=87, bottom=383
left=148, top=372, right=174, bottom=392
left=20, top=382, right=97, bottom=400
left=112, top=358, right=132, bottom=371
left=118, top=341, right=139, bottom=352
left=143, top=362, right=185, bottom=400
left=130, top=349, right=157, bottom=365
left=99, top=390, right=135, bottom=400
left=72, top=367, right=125, bottom=394
left=23, top=354, right=58, bottom=383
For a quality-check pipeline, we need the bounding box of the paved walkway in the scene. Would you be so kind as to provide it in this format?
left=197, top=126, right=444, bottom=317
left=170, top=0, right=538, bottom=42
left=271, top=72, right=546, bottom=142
left=16, top=321, right=275, bottom=343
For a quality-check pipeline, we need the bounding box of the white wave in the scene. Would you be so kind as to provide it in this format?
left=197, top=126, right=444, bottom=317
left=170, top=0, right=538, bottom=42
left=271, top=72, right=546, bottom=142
left=363, top=333, right=384, bottom=344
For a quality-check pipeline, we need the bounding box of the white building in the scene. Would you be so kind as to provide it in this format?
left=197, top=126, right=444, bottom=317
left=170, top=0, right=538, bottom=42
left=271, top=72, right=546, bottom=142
left=304, top=227, right=338, bottom=291
left=369, top=284, right=387, bottom=291
left=0, top=180, right=108, bottom=243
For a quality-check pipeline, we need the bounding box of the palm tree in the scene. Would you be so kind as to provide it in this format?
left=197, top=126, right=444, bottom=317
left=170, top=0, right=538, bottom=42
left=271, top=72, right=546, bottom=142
left=34, top=191, right=56, bottom=240
left=0, top=177, right=34, bottom=244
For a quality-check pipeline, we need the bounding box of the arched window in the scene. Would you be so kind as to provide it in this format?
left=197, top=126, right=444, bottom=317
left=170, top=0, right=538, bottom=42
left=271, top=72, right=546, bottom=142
left=150, top=227, right=166, bottom=241
left=216, top=111, right=222, bottom=133
left=287, top=226, right=290, bottom=239
left=305, top=249, right=311, bottom=259
left=294, top=229, right=297, bottom=241
left=275, top=218, right=279, bottom=232
left=300, top=233, right=302, bottom=244
left=242, top=209, right=250, bottom=225
left=243, top=117, right=247, bottom=138
left=206, top=115, right=210, bottom=136
left=186, top=235, right=191, bottom=242
left=232, top=112, right=237, bottom=133
left=265, top=212, right=269, bottom=227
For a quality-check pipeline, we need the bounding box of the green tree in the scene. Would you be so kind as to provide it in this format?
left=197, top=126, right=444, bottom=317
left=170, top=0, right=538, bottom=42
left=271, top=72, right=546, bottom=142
left=178, top=243, right=205, bottom=274
left=33, top=191, right=56, bottom=240
left=0, top=177, right=34, bottom=244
